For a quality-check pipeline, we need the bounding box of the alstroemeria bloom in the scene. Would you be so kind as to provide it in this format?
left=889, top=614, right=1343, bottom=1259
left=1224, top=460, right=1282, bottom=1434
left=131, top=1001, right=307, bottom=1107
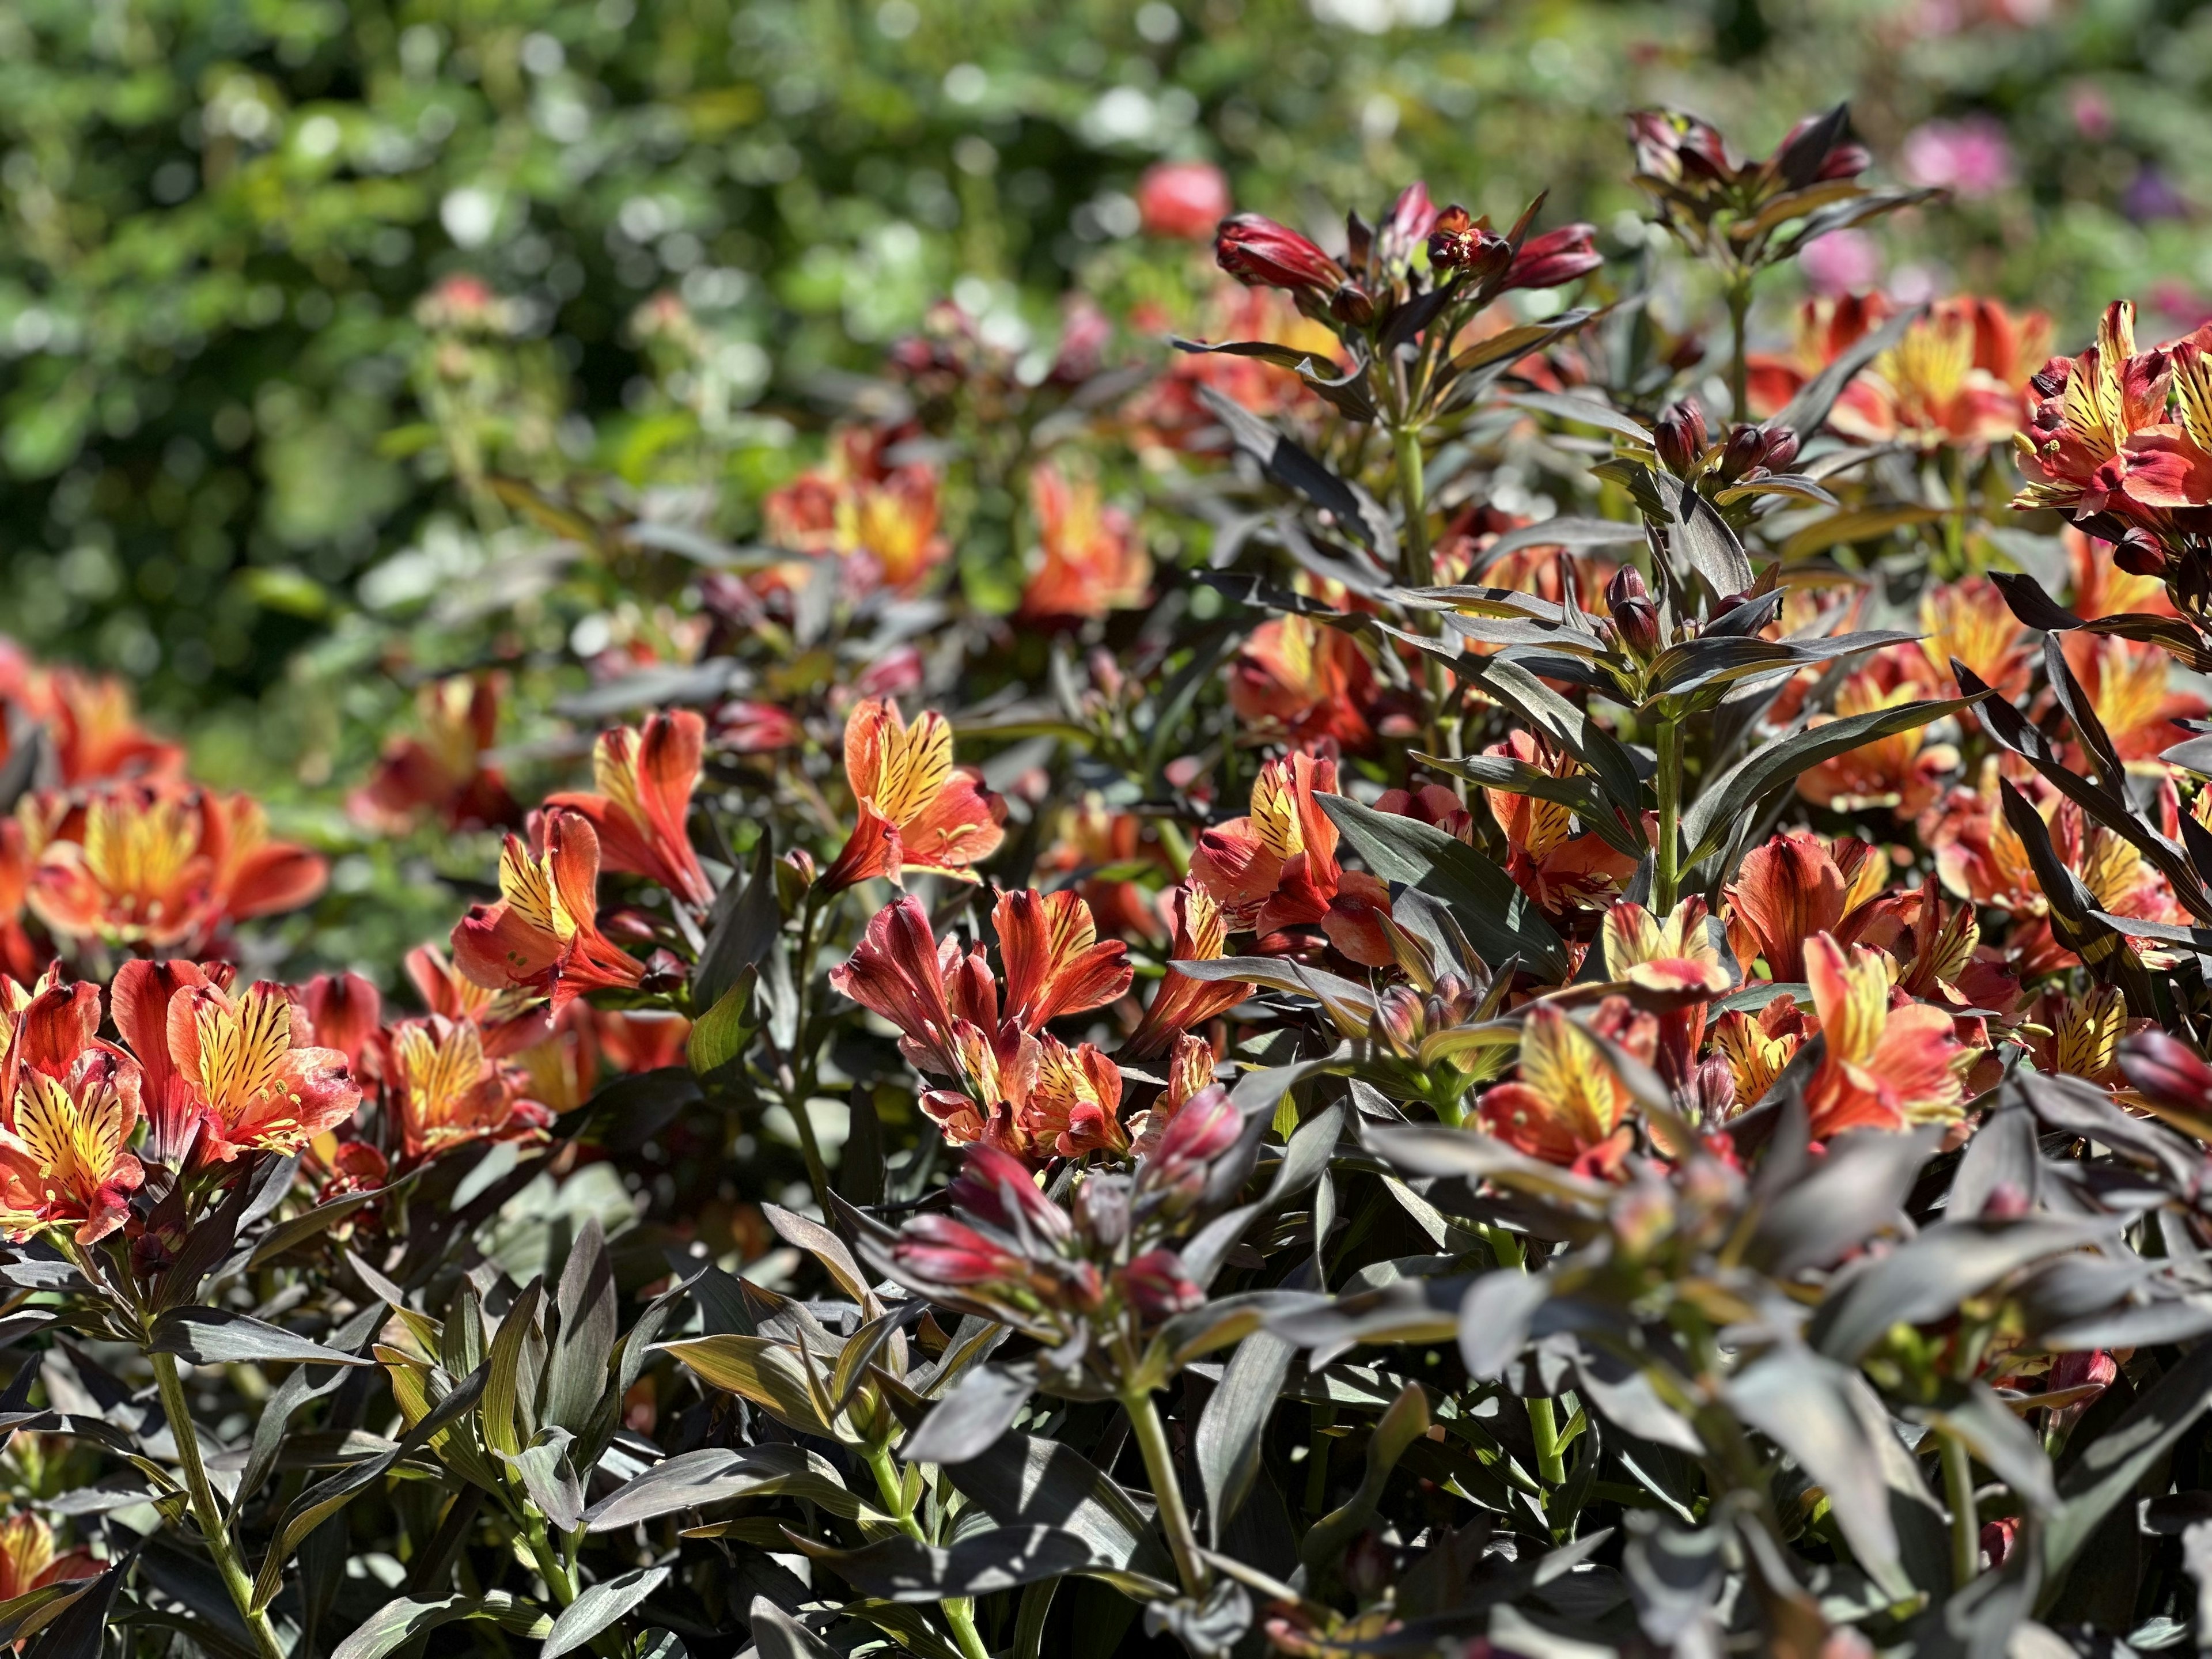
left=1019, top=464, right=1152, bottom=621
left=1476, top=999, right=1653, bottom=1177
left=1480, top=731, right=1641, bottom=931
left=168, top=980, right=363, bottom=1162
left=1022, top=1036, right=1128, bottom=1158
left=0, top=1512, right=98, bottom=1600
left=388, top=1016, right=552, bottom=1163
left=2019, top=985, right=2139, bottom=1089
left=7, top=664, right=184, bottom=785
left=1801, top=934, right=1965, bottom=1138
left=1190, top=753, right=1392, bottom=966
left=1603, top=897, right=1733, bottom=1085
left=760, top=427, right=950, bottom=596
left=2012, top=300, right=2176, bottom=521
left=1713, top=994, right=1808, bottom=1112
left=1227, top=614, right=1379, bottom=754
left=2062, top=634, right=2207, bottom=767
left=1919, top=576, right=2034, bottom=701
left=1130, top=1033, right=1219, bottom=1160
left=1501, top=222, right=1603, bottom=292
left=349, top=674, right=520, bottom=834
left=25, top=785, right=325, bottom=951
left=1724, top=832, right=1902, bottom=983
left=1126, top=882, right=1252, bottom=1059
left=994, top=888, right=1133, bottom=1029
left=1796, top=653, right=1959, bottom=819
left=1137, top=160, right=1232, bottom=241
left=546, top=710, right=714, bottom=906
left=1215, top=214, right=1352, bottom=297
left=452, top=809, right=645, bottom=1010
left=110, top=957, right=226, bottom=1163
left=1035, top=799, right=1175, bottom=944
left=0, top=983, right=145, bottom=1243
left=404, top=944, right=550, bottom=1058
left=820, top=699, right=1005, bottom=892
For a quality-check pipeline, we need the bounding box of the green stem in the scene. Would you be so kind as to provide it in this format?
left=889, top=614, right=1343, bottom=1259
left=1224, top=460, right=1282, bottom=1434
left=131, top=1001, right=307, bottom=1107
left=151, top=1350, right=287, bottom=1659
left=1528, top=1396, right=1567, bottom=1488
left=1942, top=1430, right=1979, bottom=1591
left=1653, top=715, right=1683, bottom=914
left=1725, top=278, right=1752, bottom=424
left=1122, top=1387, right=1209, bottom=1599
left=866, top=1448, right=989, bottom=1659
left=522, top=1513, right=579, bottom=1606
left=1395, top=424, right=1430, bottom=589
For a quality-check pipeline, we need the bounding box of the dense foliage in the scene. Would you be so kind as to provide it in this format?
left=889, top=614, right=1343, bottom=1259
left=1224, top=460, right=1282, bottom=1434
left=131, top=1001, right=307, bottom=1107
left=16, top=18, right=2212, bottom=1659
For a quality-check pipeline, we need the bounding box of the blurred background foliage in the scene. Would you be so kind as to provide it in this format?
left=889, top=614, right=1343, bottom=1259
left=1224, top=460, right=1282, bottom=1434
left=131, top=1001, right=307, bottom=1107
left=5, top=0, right=2210, bottom=821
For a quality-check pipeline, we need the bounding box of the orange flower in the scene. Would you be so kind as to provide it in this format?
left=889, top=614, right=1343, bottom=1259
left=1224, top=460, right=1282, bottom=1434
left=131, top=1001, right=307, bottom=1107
left=1919, top=576, right=2033, bottom=702
left=2019, top=984, right=2140, bottom=1089
left=1796, top=653, right=1957, bottom=818
left=592, top=1009, right=691, bottom=1073
left=451, top=809, right=645, bottom=1010
left=2012, top=300, right=2176, bottom=520
left=546, top=710, right=714, bottom=906
left=1713, top=994, right=1807, bottom=1112
left=761, top=427, right=949, bottom=595
left=1603, top=896, right=1731, bottom=1084
left=0, top=982, right=144, bottom=1243
left=830, top=896, right=993, bottom=1078
left=404, top=944, right=551, bottom=1058
left=1751, top=293, right=2049, bottom=450
left=110, top=957, right=228, bottom=1164
left=387, top=1016, right=552, bottom=1164
left=349, top=674, right=519, bottom=835
left=1801, top=934, right=1965, bottom=1137
left=1475, top=999, right=1652, bottom=1176
left=166, top=980, right=363, bottom=1163
left=994, top=888, right=1133, bottom=1029
left=2067, top=524, right=2175, bottom=622
left=821, top=699, right=1006, bottom=892
left=0, top=1513, right=97, bottom=1601
left=1226, top=614, right=1378, bottom=754
left=2061, top=634, right=2206, bottom=767
left=0, top=821, right=40, bottom=984
left=0, top=656, right=182, bottom=785
left=1019, top=463, right=1151, bottom=620
left=1724, top=832, right=1901, bottom=983
left=1480, top=731, right=1641, bottom=930
left=1023, top=1036, right=1129, bottom=1158
left=1124, top=882, right=1251, bottom=1060
left=1035, top=800, right=1175, bottom=944
left=1190, top=752, right=1392, bottom=965
left=22, top=785, right=325, bottom=952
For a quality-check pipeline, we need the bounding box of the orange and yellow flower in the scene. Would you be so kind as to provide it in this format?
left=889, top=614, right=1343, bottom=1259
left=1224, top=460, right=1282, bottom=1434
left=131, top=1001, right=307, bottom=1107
left=1226, top=614, right=1379, bottom=755
left=1796, top=652, right=1958, bottom=819
left=1919, top=576, right=2033, bottom=702
left=1725, top=832, right=1902, bottom=983
left=0, top=1512, right=97, bottom=1601
left=1019, top=463, right=1152, bottom=620
left=387, top=1016, right=552, bottom=1164
left=1800, top=934, right=1966, bottom=1137
left=451, top=808, right=645, bottom=1010
left=760, top=427, right=950, bottom=596
left=1603, top=896, right=1732, bottom=1084
left=546, top=710, right=714, bottom=906
left=0, top=981, right=145, bottom=1243
left=1125, top=882, right=1252, bottom=1059
left=1190, top=752, right=1392, bottom=965
left=1480, top=731, right=1642, bottom=931
left=1475, top=999, right=1653, bottom=1176
left=821, top=699, right=1006, bottom=892
left=166, top=979, right=363, bottom=1163
left=349, top=674, right=519, bottom=834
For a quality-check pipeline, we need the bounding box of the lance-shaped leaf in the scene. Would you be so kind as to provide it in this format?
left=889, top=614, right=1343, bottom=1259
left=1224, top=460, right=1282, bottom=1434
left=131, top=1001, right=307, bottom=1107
left=541, top=1567, right=670, bottom=1659
left=661, top=1335, right=835, bottom=1437
left=1679, top=692, right=1983, bottom=869
left=1997, top=778, right=2160, bottom=1016
left=1301, top=1382, right=1431, bottom=1576
left=1456, top=656, right=1646, bottom=818
left=902, top=1363, right=1035, bottom=1467
left=149, top=1308, right=375, bottom=1369
left=546, top=1221, right=616, bottom=1435
left=1195, top=1331, right=1294, bottom=1547
left=1642, top=629, right=1915, bottom=704
left=2043, top=1337, right=2212, bottom=1600
left=1991, top=569, right=2212, bottom=671
left=1173, top=957, right=1373, bottom=1033
left=1503, top=391, right=1654, bottom=443
left=1725, top=1347, right=1912, bottom=1601
left=749, top=1601, right=836, bottom=1659
left=1267, top=1274, right=1472, bottom=1370
left=1319, top=793, right=1571, bottom=980
left=693, top=834, right=779, bottom=1012
left=1171, top=339, right=1376, bottom=421
left=1456, top=514, right=1646, bottom=584
left=1659, top=475, right=1754, bottom=599
left=794, top=1524, right=1127, bottom=1602
left=938, top=1434, right=1176, bottom=1584
left=1440, top=310, right=1601, bottom=410
left=1907, top=1382, right=2059, bottom=1516
left=1809, top=1217, right=2118, bottom=1364
left=1742, top=1125, right=1940, bottom=1278
left=1196, top=385, right=1394, bottom=560
left=586, top=1445, right=863, bottom=1531
left=1412, top=750, right=1645, bottom=859
left=329, top=1593, right=552, bottom=1659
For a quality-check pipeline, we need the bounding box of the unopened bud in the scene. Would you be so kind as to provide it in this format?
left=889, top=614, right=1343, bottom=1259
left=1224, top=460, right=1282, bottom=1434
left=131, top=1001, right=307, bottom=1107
left=778, top=849, right=817, bottom=912
left=1605, top=567, right=1661, bottom=658
left=1653, top=400, right=1707, bottom=478
left=1717, top=422, right=1768, bottom=483
left=1760, top=426, right=1800, bottom=472
left=1329, top=282, right=1376, bottom=328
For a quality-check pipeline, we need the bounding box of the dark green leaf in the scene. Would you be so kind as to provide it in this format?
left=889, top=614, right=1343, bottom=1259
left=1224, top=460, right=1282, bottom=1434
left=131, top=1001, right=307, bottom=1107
left=149, top=1308, right=374, bottom=1369
left=541, top=1566, right=669, bottom=1659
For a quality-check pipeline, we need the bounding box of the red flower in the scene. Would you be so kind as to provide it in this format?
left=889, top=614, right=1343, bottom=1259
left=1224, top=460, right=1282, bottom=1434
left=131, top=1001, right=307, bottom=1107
left=167, top=979, right=364, bottom=1163
left=0, top=981, right=145, bottom=1243
left=349, top=674, right=520, bottom=834
left=994, top=888, right=1133, bottom=1028
left=110, top=957, right=226, bottom=1164
left=1124, top=882, right=1251, bottom=1060
left=1118, top=1248, right=1204, bottom=1318
left=451, top=809, right=645, bottom=1010
left=387, top=1016, right=552, bottom=1163
left=1801, top=934, right=1965, bottom=1138
left=1502, top=224, right=1602, bottom=292
left=546, top=710, right=714, bottom=907
left=1138, top=161, right=1231, bottom=241
left=1227, top=614, right=1378, bottom=753
left=1480, top=731, right=1642, bottom=930
left=1476, top=999, right=1650, bottom=1176
left=0, top=1513, right=98, bottom=1601
left=1723, top=832, right=1900, bottom=984
left=1215, top=214, right=1350, bottom=296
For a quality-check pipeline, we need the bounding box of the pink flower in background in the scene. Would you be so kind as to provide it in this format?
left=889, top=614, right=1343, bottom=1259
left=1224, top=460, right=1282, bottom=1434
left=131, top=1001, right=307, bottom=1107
left=1138, top=161, right=1232, bottom=241
left=1800, top=229, right=1882, bottom=297
left=1900, top=117, right=2015, bottom=199
left=2070, top=84, right=2113, bottom=141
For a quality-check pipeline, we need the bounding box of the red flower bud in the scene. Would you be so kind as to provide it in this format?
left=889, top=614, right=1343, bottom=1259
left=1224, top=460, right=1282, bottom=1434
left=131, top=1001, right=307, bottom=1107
left=950, top=1145, right=1073, bottom=1245
left=1119, top=1248, right=1204, bottom=1319
left=1215, top=214, right=1347, bottom=294
left=892, top=1214, right=1029, bottom=1287
left=1717, top=422, right=1769, bottom=484
left=1501, top=224, right=1603, bottom=292
left=1653, top=400, right=1707, bottom=478
left=2119, top=1030, right=2212, bottom=1113
left=1152, top=1082, right=1241, bottom=1167
left=1760, top=426, right=1800, bottom=473
left=2113, top=528, right=2169, bottom=578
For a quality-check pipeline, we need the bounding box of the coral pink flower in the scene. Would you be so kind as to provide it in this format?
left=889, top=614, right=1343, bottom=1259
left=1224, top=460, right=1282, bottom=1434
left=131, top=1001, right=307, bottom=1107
left=1138, top=161, right=1231, bottom=240
left=451, top=809, right=645, bottom=1010
left=821, top=699, right=1006, bottom=892
left=546, top=710, right=714, bottom=906
left=110, top=957, right=226, bottom=1164
left=1800, top=934, right=1965, bottom=1138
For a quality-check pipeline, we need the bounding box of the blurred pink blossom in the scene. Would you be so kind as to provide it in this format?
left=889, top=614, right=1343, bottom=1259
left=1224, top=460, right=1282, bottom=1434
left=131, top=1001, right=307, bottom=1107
left=1137, top=161, right=1232, bottom=241
left=1800, top=230, right=1882, bottom=297
left=2070, top=85, right=2113, bottom=142
left=1899, top=117, right=2015, bottom=199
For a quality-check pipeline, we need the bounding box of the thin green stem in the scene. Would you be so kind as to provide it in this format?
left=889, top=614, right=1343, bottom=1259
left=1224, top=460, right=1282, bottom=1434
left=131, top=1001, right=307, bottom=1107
left=1527, top=1396, right=1567, bottom=1487
left=151, top=1350, right=287, bottom=1659
left=1122, top=1387, right=1209, bottom=1599
left=866, top=1448, right=989, bottom=1659
left=1942, top=1430, right=1979, bottom=1591
left=522, top=1513, right=579, bottom=1606
left=1653, top=715, right=1683, bottom=914
left=1725, top=278, right=1752, bottom=424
